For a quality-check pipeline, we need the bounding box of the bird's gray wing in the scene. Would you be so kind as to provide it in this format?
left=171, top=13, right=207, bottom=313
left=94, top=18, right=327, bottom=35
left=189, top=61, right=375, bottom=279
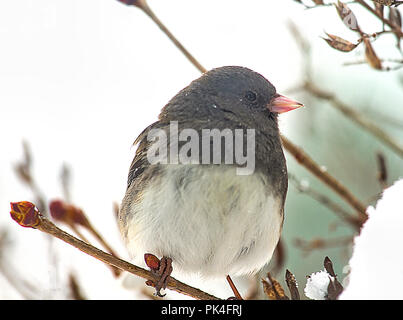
left=127, top=121, right=166, bottom=189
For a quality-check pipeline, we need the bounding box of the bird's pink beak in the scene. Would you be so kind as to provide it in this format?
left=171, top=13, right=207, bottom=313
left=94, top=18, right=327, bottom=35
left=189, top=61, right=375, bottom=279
left=268, top=94, right=303, bottom=114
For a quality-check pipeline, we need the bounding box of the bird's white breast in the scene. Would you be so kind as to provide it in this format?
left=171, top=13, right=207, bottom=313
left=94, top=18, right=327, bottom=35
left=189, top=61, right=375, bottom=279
left=121, top=164, right=283, bottom=278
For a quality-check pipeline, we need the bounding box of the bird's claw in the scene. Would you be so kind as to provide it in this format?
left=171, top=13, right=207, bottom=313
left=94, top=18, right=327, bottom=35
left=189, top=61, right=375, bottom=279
left=144, top=254, right=173, bottom=297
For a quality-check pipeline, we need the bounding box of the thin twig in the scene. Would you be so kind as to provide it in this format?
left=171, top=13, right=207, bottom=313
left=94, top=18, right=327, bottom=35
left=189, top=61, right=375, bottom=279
left=294, top=0, right=403, bottom=70
left=68, top=273, right=86, bottom=300
left=133, top=0, right=207, bottom=73
left=302, top=81, right=403, bottom=158
left=356, top=0, right=403, bottom=38
left=226, top=275, right=243, bottom=300
left=294, top=236, right=354, bottom=256
left=69, top=224, right=90, bottom=244
left=376, top=151, right=388, bottom=189
left=289, top=173, right=363, bottom=229
left=366, top=109, right=403, bottom=130
left=282, top=135, right=368, bottom=221
left=10, top=202, right=220, bottom=300
left=49, top=199, right=122, bottom=277
left=85, top=219, right=121, bottom=263
left=343, top=59, right=403, bottom=70
left=58, top=165, right=121, bottom=276
left=288, top=19, right=403, bottom=158
left=41, top=219, right=219, bottom=299
left=286, top=18, right=402, bottom=219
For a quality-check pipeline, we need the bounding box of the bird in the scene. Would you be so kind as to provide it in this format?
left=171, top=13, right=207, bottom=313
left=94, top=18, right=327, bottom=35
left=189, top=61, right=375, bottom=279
left=118, top=66, right=302, bottom=296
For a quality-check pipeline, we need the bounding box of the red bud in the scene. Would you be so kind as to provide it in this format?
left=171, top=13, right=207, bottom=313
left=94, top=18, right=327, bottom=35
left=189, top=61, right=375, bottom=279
left=144, top=253, right=161, bottom=271
left=49, top=200, right=89, bottom=228
left=10, top=201, right=41, bottom=228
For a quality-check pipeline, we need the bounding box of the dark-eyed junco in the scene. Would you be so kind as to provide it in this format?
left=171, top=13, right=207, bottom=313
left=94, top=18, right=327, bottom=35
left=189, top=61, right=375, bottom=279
left=118, top=66, right=302, bottom=295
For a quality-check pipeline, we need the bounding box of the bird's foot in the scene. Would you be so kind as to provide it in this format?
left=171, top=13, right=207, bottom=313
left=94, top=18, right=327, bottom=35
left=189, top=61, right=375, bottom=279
left=144, top=253, right=173, bottom=297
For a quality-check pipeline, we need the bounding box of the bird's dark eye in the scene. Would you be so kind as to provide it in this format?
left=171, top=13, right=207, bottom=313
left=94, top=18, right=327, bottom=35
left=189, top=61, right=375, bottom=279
left=245, top=91, right=257, bottom=102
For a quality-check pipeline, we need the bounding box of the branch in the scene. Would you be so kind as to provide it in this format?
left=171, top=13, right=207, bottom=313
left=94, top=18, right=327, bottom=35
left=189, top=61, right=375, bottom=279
left=356, top=0, right=403, bottom=38
left=287, top=19, right=403, bottom=205
left=118, top=0, right=207, bottom=73
left=301, top=81, right=403, bottom=158
left=294, top=1, right=403, bottom=70
left=342, top=58, right=403, bottom=71
left=294, top=236, right=353, bottom=256
left=289, top=173, right=363, bottom=229
left=9, top=201, right=220, bottom=300
left=288, top=20, right=403, bottom=158
left=281, top=135, right=368, bottom=221
left=370, top=0, right=403, bottom=7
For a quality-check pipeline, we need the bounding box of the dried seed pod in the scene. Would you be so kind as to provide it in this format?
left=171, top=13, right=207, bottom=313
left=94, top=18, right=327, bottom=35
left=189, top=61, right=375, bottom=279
left=363, top=38, right=383, bottom=70
left=285, top=269, right=300, bottom=300
left=324, top=256, right=337, bottom=277
left=371, top=0, right=394, bottom=6
left=389, top=7, right=402, bottom=48
left=335, top=1, right=361, bottom=32
left=375, top=2, right=385, bottom=19
left=324, top=257, right=344, bottom=300
left=323, top=33, right=359, bottom=52
left=389, top=7, right=402, bottom=28
left=262, top=273, right=289, bottom=300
